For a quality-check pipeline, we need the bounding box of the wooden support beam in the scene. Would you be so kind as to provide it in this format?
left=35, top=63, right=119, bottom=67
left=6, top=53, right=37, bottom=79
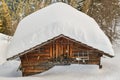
left=70, top=43, right=73, bottom=57
left=50, top=45, right=53, bottom=58
left=56, top=42, right=59, bottom=58
left=52, top=41, right=55, bottom=59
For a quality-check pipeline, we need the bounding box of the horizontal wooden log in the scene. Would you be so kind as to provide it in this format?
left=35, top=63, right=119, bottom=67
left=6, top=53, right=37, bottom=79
left=21, top=58, right=49, bottom=61
left=23, top=67, right=48, bottom=70
left=72, top=60, right=99, bottom=64
left=22, top=58, right=50, bottom=61
left=22, top=62, right=49, bottom=67
left=25, top=53, right=50, bottom=57
left=23, top=69, right=47, bottom=73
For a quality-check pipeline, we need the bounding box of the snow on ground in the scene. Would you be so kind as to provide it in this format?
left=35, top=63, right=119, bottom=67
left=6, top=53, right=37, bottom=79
left=0, top=43, right=120, bottom=80
left=0, top=61, right=21, bottom=77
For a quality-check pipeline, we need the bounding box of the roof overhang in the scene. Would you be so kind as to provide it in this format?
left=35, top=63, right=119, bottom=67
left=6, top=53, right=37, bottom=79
left=7, top=34, right=114, bottom=60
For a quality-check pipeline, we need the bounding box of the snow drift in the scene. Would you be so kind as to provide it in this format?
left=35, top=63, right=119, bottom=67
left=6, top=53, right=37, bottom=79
left=0, top=33, right=11, bottom=64
left=7, top=2, right=114, bottom=59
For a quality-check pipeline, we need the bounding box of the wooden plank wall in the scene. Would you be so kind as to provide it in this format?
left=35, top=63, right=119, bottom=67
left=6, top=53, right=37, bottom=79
left=20, top=37, right=103, bottom=76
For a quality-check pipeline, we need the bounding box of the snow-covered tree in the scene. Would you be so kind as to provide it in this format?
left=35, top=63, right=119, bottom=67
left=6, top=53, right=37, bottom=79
left=87, top=0, right=120, bottom=43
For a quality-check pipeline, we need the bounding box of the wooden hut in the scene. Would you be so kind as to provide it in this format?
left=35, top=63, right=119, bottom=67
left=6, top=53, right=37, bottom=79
left=7, top=3, right=114, bottom=76
left=19, top=34, right=107, bottom=76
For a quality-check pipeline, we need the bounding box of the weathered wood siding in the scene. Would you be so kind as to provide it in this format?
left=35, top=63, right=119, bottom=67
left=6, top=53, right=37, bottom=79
left=20, top=37, right=103, bottom=76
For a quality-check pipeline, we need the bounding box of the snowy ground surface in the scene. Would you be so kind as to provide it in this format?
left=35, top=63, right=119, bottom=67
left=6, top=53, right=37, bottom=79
left=0, top=43, right=120, bottom=80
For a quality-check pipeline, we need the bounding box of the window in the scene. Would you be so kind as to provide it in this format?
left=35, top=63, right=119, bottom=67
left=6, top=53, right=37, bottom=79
left=74, top=51, right=89, bottom=60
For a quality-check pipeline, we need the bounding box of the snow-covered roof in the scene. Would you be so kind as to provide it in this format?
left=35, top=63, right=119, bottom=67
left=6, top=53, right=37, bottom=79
left=7, top=2, right=114, bottom=59
left=0, top=33, right=11, bottom=64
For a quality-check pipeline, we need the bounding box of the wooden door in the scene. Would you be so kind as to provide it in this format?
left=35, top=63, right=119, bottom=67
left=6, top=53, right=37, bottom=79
left=50, top=37, right=73, bottom=63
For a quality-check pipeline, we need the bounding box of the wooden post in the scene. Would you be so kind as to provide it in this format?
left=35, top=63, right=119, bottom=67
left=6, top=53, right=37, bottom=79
left=25, top=54, right=30, bottom=66
left=50, top=45, right=53, bottom=58
left=99, top=57, right=102, bottom=69
left=52, top=41, right=55, bottom=60
left=69, top=42, right=73, bottom=57
left=67, top=40, right=70, bottom=56
left=56, top=42, right=59, bottom=59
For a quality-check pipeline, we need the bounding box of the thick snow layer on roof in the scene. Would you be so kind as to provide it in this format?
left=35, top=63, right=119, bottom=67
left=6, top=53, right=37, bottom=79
left=7, top=2, right=114, bottom=58
left=0, top=33, right=11, bottom=64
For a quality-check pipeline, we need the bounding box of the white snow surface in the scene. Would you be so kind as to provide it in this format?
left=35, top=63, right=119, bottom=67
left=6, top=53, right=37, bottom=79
left=0, top=33, right=11, bottom=64
left=7, top=2, right=114, bottom=58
